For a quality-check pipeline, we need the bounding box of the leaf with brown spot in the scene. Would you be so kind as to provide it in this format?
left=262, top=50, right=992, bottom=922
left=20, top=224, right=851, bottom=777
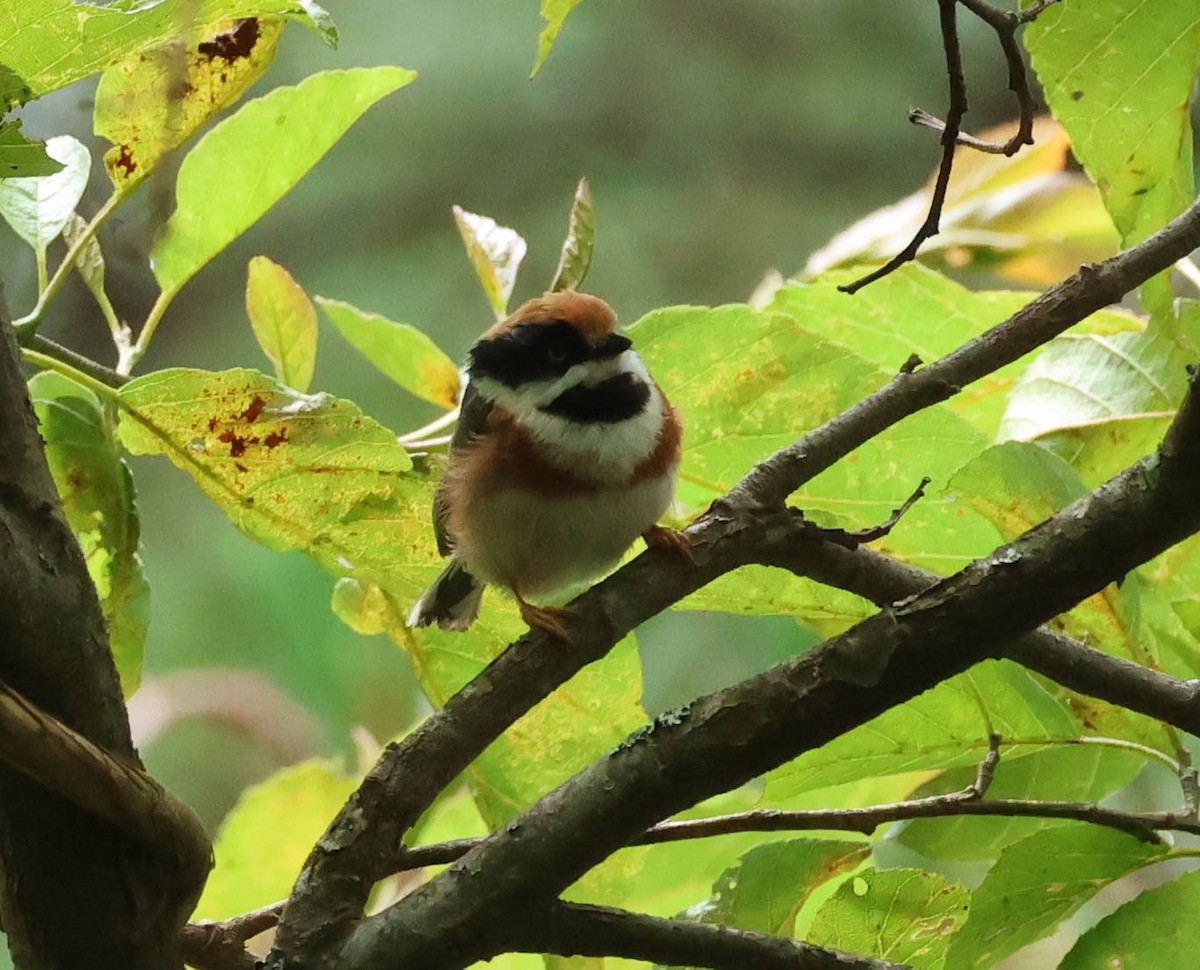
left=93, top=16, right=285, bottom=193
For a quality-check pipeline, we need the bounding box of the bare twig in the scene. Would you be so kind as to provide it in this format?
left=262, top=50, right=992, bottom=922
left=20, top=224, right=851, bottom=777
left=182, top=902, right=280, bottom=970
left=840, top=0, right=964, bottom=294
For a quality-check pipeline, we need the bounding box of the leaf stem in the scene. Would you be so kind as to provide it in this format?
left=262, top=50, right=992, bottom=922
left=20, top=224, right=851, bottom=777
left=35, top=247, right=48, bottom=295
left=14, top=192, right=122, bottom=334
left=21, top=347, right=126, bottom=405
left=121, top=286, right=176, bottom=376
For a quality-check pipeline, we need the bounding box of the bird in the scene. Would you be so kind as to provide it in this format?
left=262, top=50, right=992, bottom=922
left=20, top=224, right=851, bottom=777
left=407, top=290, right=685, bottom=639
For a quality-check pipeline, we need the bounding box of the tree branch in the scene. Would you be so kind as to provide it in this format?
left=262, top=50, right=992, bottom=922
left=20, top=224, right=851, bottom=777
left=839, top=0, right=964, bottom=294
left=271, top=191, right=1200, bottom=969
left=0, top=286, right=208, bottom=966
left=503, top=901, right=912, bottom=970
left=0, top=680, right=210, bottom=881
left=303, top=364, right=1200, bottom=968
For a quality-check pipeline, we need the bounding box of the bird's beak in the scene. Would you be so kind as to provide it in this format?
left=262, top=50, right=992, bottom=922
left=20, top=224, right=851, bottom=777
left=594, top=333, right=632, bottom=360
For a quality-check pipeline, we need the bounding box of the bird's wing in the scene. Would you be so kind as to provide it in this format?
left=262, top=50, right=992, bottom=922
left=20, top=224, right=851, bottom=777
left=433, top=381, right=494, bottom=557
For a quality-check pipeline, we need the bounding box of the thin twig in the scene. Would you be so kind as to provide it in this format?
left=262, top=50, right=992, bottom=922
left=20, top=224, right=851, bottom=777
left=20, top=333, right=129, bottom=388
left=181, top=901, right=280, bottom=970
left=840, top=0, right=964, bottom=294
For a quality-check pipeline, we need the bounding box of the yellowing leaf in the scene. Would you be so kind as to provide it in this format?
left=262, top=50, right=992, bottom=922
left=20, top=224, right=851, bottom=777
left=803, top=118, right=1117, bottom=287
left=549, top=176, right=595, bottom=293
left=532, top=0, right=585, bottom=76
left=94, top=16, right=285, bottom=193
left=246, top=255, right=318, bottom=392
left=193, top=759, right=358, bottom=921
left=452, top=205, right=527, bottom=320
left=317, top=297, right=460, bottom=409
left=116, top=367, right=431, bottom=599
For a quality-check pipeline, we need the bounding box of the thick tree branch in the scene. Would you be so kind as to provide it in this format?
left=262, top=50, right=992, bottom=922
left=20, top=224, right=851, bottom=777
left=0, top=681, right=210, bottom=881
left=272, top=192, right=1200, bottom=968
left=502, top=902, right=911, bottom=970
left=304, top=366, right=1200, bottom=968
left=0, top=292, right=208, bottom=966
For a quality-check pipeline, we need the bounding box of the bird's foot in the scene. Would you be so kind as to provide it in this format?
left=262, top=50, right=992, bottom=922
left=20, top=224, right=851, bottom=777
left=515, top=595, right=573, bottom=641
left=642, top=524, right=694, bottom=562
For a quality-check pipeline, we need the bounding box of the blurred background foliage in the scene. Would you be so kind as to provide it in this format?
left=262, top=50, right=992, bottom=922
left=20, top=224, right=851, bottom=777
left=7, top=0, right=1021, bottom=830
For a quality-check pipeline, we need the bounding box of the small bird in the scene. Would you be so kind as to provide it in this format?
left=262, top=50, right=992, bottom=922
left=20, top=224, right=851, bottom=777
left=407, top=290, right=685, bottom=638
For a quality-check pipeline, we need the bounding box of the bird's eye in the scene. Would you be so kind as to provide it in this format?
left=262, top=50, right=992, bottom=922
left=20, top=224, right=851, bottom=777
left=546, top=342, right=571, bottom=364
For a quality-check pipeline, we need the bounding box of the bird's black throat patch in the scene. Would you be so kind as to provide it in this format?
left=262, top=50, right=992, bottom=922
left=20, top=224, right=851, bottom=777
left=540, top=372, right=651, bottom=424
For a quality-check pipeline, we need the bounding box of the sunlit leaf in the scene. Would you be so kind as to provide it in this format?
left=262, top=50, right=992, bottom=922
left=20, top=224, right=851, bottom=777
left=1, top=0, right=336, bottom=98
left=549, top=176, right=595, bottom=292
left=192, top=758, right=358, bottom=921
left=946, top=827, right=1168, bottom=970
left=764, top=264, right=1144, bottom=438
left=808, top=867, right=969, bottom=969
left=94, top=16, right=284, bottom=193
left=1059, top=867, right=1200, bottom=970
left=763, top=662, right=1079, bottom=802
left=452, top=205, right=527, bottom=320
left=0, top=135, right=90, bottom=250
left=246, top=255, right=318, bottom=392
left=151, top=66, right=416, bottom=297
left=317, top=297, right=460, bottom=409
left=532, top=0, right=585, bottom=76
left=803, top=118, right=1117, bottom=288
left=698, top=839, right=869, bottom=936
left=116, top=367, right=429, bottom=594
left=29, top=371, right=148, bottom=695
left=1026, top=2, right=1200, bottom=314
left=998, top=308, right=1199, bottom=487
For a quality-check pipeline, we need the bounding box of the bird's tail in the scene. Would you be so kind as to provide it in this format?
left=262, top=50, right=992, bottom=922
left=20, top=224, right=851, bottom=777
left=407, top=559, right=484, bottom=631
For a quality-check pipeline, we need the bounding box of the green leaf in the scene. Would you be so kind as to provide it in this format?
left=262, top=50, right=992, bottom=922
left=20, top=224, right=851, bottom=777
left=94, top=16, right=284, bottom=193
left=1060, top=867, right=1200, bottom=970
left=897, top=744, right=1150, bottom=861
left=532, top=0, right=586, bottom=75
left=698, top=839, right=869, bottom=936
left=452, top=205, right=527, bottom=320
left=1026, top=1, right=1200, bottom=314
left=998, top=312, right=1199, bottom=487
left=29, top=371, right=148, bottom=695
left=763, top=264, right=1143, bottom=437
left=763, top=661, right=1080, bottom=802
left=946, top=827, right=1168, bottom=970
left=549, top=176, right=595, bottom=293
left=1, top=0, right=336, bottom=98
left=0, top=121, right=62, bottom=178
left=0, top=134, right=90, bottom=250
left=150, top=66, right=416, bottom=298
left=317, top=297, right=460, bottom=409
left=192, top=758, right=358, bottom=921
left=808, top=867, right=969, bottom=969
left=116, top=368, right=431, bottom=602
left=246, top=256, right=318, bottom=392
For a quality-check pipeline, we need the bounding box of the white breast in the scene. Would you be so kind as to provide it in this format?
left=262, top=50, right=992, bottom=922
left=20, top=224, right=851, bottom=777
left=453, top=469, right=677, bottom=600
